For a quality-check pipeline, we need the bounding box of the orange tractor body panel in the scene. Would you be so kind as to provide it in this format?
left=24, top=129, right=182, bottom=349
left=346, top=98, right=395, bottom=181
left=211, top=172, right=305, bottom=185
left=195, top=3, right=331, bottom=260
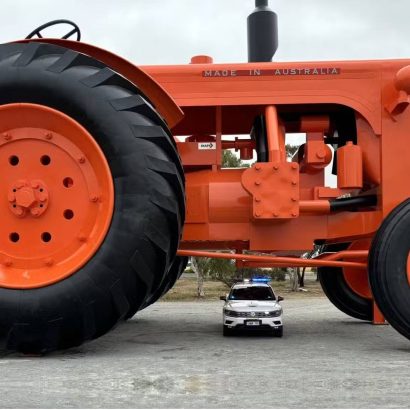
left=141, top=59, right=409, bottom=253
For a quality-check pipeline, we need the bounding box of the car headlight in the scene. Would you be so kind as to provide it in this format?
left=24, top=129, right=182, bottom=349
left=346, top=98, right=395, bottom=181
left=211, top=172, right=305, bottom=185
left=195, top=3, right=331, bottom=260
left=271, top=309, right=282, bottom=317
left=224, top=309, right=236, bottom=317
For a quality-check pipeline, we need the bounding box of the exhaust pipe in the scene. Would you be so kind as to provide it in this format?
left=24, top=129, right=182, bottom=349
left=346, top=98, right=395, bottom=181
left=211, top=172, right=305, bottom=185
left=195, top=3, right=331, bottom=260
left=247, top=0, right=278, bottom=62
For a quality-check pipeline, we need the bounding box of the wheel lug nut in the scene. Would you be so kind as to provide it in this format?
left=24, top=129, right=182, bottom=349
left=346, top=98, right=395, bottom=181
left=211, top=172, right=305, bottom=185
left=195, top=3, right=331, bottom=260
left=31, top=209, right=40, bottom=216
left=4, top=259, right=12, bottom=267
left=45, top=258, right=54, bottom=266
left=78, top=156, right=86, bottom=164
left=90, top=196, right=99, bottom=202
left=45, top=132, right=53, bottom=140
left=3, top=133, right=11, bottom=141
left=78, top=235, right=87, bottom=242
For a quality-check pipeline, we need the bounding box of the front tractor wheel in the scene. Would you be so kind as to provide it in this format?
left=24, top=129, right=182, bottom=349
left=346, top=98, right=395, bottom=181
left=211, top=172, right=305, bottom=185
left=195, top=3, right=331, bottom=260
left=369, top=199, right=410, bottom=341
left=318, top=243, right=373, bottom=321
left=0, top=42, right=185, bottom=353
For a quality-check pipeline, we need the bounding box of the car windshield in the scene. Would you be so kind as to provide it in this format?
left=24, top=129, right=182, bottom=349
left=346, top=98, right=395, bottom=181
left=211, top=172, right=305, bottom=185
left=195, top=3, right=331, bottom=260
left=229, top=286, right=275, bottom=300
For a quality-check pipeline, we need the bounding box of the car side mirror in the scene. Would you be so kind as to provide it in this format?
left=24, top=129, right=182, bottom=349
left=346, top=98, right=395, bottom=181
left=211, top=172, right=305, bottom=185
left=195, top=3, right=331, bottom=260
left=220, top=295, right=227, bottom=301
left=277, top=296, right=284, bottom=302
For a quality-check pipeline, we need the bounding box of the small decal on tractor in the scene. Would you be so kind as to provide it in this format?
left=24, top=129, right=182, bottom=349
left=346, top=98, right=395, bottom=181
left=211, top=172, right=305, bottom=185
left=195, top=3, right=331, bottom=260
left=202, top=67, right=341, bottom=77
left=198, top=142, right=216, bottom=150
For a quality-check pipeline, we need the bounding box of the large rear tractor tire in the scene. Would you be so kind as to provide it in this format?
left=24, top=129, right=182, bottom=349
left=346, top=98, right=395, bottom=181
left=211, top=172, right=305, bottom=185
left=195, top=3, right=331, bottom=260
left=369, top=199, right=410, bottom=341
left=140, top=256, right=188, bottom=309
left=0, top=42, right=185, bottom=353
left=318, top=243, right=373, bottom=321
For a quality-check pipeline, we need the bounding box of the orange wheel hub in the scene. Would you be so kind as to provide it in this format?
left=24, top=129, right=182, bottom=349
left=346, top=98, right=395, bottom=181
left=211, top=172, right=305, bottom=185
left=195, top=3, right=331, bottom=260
left=0, top=104, right=114, bottom=289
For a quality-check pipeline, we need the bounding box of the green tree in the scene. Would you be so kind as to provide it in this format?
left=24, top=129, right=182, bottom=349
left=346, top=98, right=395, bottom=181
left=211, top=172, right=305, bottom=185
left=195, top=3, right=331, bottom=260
left=285, top=143, right=299, bottom=159
left=222, top=150, right=247, bottom=168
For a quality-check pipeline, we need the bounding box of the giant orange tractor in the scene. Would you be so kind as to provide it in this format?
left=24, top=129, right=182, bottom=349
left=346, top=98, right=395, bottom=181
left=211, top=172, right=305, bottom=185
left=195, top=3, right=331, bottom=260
left=0, top=1, right=410, bottom=352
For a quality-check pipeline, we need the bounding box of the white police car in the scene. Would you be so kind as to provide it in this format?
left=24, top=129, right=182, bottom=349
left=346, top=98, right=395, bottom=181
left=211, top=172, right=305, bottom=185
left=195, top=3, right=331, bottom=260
left=220, top=278, right=284, bottom=337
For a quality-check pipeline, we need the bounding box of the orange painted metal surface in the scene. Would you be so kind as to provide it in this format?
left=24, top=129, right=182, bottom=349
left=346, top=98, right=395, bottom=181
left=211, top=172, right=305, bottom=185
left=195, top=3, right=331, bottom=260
left=302, top=133, right=333, bottom=174
left=177, top=249, right=367, bottom=270
left=0, top=104, right=114, bottom=289
left=265, top=105, right=286, bottom=162
left=373, top=302, right=387, bottom=325
left=299, top=200, right=330, bottom=214
left=242, top=162, right=299, bottom=219
left=142, top=60, right=388, bottom=134
left=337, top=142, right=363, bottom=189
left=158, top=58, right=410, bottom=262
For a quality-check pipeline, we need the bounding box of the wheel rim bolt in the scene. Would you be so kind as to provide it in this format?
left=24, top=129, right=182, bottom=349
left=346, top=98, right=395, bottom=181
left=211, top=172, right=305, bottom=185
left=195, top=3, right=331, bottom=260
left=45, top=258, right=54, bottom=267
left=15, top=208, right=24, bottom=216
left=31, top=209, right=40, bottom=216
left=45, top=132, right=53, bottom=140
left=78, top=156, right=86, bottom=164
left=3, top=133, right=11, bottom=140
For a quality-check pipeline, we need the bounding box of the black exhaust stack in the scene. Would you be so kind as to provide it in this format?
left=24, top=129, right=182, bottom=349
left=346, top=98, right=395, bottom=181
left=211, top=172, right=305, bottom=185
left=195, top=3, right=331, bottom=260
left=247, top=0, right=278, bottom=62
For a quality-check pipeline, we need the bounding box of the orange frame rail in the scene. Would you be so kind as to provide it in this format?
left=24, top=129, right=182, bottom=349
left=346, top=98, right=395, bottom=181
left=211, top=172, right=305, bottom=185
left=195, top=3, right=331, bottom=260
left=177, top=249, right=368, bottom=270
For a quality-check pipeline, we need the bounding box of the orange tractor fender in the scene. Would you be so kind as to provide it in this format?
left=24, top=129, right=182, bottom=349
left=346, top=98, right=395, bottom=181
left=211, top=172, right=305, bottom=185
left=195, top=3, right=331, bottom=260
left=16, top=38, right=184, bottom=129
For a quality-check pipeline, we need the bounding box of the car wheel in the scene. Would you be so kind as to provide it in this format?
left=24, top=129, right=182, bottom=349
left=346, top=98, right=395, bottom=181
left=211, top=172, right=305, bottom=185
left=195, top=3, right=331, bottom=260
left=271, top=327, right=283, bottom=337
left=223, top=325, right=233, bottom=337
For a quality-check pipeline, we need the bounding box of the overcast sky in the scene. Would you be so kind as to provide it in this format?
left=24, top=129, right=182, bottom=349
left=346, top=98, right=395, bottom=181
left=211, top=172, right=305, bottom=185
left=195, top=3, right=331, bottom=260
left=1, top=0, right=410, bottom=65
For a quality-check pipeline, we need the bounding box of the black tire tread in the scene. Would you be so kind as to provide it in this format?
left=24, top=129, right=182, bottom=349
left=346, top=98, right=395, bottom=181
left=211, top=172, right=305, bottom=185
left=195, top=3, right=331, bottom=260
left=318, top=243, right=373, bottom=321
left=369, top=199, right=410, bottom=340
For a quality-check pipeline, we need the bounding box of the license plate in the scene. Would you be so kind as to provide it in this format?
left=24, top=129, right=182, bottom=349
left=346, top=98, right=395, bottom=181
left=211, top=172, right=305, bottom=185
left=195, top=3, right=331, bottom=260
left=246, top=320, right=260, bottom=326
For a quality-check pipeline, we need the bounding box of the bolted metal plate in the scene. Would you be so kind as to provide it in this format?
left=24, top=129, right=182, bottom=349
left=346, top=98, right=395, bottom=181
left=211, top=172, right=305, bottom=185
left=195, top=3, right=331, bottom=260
left=241, top=162, right=299, bottom=219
